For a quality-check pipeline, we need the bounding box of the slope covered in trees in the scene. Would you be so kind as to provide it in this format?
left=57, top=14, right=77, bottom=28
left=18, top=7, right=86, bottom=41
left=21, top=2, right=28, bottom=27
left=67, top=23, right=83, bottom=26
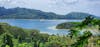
left=0, top=7, right=99, bottom=19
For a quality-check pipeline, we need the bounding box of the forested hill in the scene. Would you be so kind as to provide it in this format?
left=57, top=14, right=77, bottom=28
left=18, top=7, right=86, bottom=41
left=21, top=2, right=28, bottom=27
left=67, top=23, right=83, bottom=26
left=0, top=7, right=99, bottom=19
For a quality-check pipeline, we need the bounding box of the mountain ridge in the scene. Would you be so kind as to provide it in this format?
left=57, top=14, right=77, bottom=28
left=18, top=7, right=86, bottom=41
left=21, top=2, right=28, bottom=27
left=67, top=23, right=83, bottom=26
left=0, top=7, right=99, bottom=19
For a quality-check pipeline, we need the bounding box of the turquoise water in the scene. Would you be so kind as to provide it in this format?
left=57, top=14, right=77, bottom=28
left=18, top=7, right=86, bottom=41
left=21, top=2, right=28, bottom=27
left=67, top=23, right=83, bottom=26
left=0, top=19, right=82, bottom=35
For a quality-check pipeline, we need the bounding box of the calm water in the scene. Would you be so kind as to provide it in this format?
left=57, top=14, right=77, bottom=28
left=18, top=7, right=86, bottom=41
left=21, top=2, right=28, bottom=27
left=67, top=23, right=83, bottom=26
left=0, top=19, right=82, bottom=35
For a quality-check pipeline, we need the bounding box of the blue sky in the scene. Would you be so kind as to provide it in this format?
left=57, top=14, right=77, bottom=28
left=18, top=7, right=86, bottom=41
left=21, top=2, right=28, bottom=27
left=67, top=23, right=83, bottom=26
left=0, top=0, right=100, bottom=16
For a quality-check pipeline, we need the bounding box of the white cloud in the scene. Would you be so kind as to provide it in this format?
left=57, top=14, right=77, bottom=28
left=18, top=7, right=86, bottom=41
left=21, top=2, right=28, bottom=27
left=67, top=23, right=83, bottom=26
left=62, top=0, right=78, bottom=4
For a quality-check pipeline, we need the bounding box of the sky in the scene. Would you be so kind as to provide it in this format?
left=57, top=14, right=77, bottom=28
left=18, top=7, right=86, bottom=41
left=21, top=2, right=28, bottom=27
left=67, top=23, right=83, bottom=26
left=0, top=0, right=100, bottom=16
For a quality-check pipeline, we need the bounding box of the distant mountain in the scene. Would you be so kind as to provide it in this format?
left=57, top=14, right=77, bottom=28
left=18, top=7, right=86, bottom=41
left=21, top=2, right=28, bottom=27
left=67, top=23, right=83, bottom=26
left=0, top=7, right=99, bottom=19
left=64, top=12, right=100, bottom=19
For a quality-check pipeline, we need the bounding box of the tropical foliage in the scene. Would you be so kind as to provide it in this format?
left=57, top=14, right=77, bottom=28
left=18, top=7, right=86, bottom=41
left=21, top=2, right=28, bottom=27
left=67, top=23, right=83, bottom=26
left=0, top=16, right=100, bottom=47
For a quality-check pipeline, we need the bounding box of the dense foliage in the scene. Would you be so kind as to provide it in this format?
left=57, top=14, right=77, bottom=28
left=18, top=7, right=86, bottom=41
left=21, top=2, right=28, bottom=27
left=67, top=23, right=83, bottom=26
left=0, top=16, right=100, bottom=47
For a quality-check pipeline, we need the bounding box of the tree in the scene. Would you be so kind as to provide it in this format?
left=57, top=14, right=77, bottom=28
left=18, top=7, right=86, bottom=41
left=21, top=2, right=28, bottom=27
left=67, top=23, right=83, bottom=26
left=0, top=25, right=5, bottom=35
left=71, top=31, right=92, bottom=47
left=69, top=29, right=80, bottom=38
left=1, top=33, right=13, bottom=47
left=79, top=16, right=94, bottom=28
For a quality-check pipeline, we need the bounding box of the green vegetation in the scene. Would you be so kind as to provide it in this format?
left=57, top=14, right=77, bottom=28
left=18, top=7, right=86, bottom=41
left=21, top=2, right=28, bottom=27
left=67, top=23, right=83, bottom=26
left=57, top=16, right=100, bottom=29
left=0, top=16, right=100, bottom=47
left=0, top=7, right=100, bottom=19
left=56, top=22, right=81, bottom=29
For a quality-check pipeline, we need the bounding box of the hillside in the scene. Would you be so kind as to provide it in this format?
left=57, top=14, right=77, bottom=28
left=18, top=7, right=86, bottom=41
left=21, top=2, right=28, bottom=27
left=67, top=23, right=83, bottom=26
left=65, top=12, right=99, bottom=19
left=56, top=22, right=81, bottom=29
left=0, top=7, right=99, bottom=19
left=0, top=23, right=39, bottom=37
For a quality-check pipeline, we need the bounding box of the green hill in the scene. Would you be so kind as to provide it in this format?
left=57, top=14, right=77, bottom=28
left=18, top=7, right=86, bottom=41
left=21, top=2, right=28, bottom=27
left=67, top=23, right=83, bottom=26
left=0, top=7, right=99, bottom=19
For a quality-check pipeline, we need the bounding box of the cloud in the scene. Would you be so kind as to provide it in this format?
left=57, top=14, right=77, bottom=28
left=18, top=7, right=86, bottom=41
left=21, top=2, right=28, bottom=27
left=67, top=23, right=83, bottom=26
left=62, top=0, right=78, bottom=4
left=47, top=26, right=58, bottom=31
left=88, top=0, right=100, bottom=1
left=51, top=0, right=78, bottom=5
left=50, top=0, right=100, bottom=16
